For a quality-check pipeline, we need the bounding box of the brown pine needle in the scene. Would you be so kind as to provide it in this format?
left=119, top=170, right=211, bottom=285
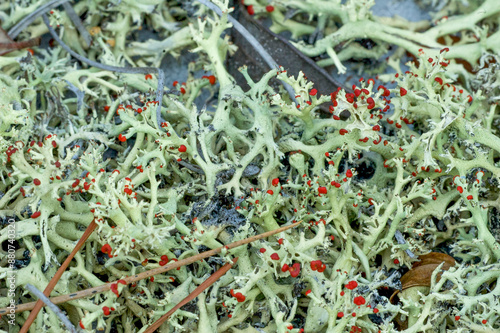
left=3, top=221, right=301, bottom=315
left=19, top=219, right=97, bottom=333
left=143, top=257, right=238, bottom=333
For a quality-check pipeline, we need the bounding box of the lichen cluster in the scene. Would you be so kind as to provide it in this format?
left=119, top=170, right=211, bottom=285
left=1, top=0, right=500, bottom=332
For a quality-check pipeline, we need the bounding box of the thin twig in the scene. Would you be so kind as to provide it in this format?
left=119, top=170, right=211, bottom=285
left=3, top=221, right=301, bottom=315
left=41, top=14, right=166, bottom=130
left=18, top=220, right=97, bottom=333
left=25, top=284, right=79, bottom=333
left=8, top=0, right=70, bottom=39
left=0, top=37, right=41, bottom=55
left=143, top=258, right=238, bottom=333
left=62, top=2, right=92, bottom=47
left=64, top=80, right=85, bottom=116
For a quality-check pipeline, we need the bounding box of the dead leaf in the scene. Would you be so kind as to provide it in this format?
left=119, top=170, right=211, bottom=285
left=390, top=252, right=456, bottom=303
left=390, top=252, right=455, bottom=330
left=227, top=4, right=349, bottom=114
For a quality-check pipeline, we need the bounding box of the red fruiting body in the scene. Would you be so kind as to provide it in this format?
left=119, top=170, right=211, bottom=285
left=31, top=211, right=41, bottom=218
left=247, top=5, right=254, bottom=15
left=289, top=263, right=301, bottom=277
left=145, top=74, right=153, bottom=80
left=353, top=296, right=366, bottom=305
left=33, top=178, right=41, bottom=186
left=346, top=280, right=358, bottom=290
left=400, top=88, right=407, bottom=96
left=309, top=88, right=318, bottom=96
left=230, top=289, right=246, bottom=302
left=270, top=253, right=280, bottom=260
left=346, top=169, right=353, bottom=178
left=178, top=145, right=187, bottom=152
left=331, top=181, right=341, bottom=188
left=101, top=244, right=112, bottom=257
left=202, top=75, right=216, bottom=85
left=367, top=97, right=375, bottom=109
left=259, top=248, right=266, bottom=253
left=118, top=134, right=126, bottom=142
left=318, top=187, right=327, bottom=195
left=103, top=306, right=111, bottom=316
left=457, top=186, right=463, bottom=193
left=267, top=189, right=274, bottom=195
left=272, top=178, right=279, bottom=186
left=110, top=283, right=119, bottom=296
left=339, top=129, right=348, bottom=135
left=310, top=260, right=325, bottom=272
left=281, top=264, right=289, bottom=272
left=266, top=5, right=274, bottom=12
left=337, top=312, right=344, bottom=318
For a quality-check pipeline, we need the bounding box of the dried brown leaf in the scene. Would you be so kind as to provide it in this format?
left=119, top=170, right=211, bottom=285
left=227, top=3, right=348, bottom=114
left=390, top=252, right=456, bottom=303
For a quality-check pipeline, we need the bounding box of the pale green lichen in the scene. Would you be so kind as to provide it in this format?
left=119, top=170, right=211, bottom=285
left=1, top=0, right=500, bottom=332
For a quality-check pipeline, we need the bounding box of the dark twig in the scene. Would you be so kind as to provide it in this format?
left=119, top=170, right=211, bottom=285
left=8, top=0, right=70, bottom=39
left=64, top=80, right=85, bottom=116
left=25, top=284, right=79, bottom=333
left=62, top=2, right=92, bottom=47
